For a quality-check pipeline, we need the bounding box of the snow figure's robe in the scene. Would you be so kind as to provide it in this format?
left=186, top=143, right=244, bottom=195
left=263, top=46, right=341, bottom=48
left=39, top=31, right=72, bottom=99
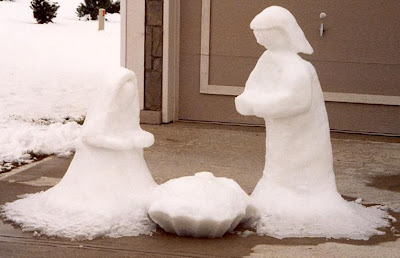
left=236, top=6, right=390, bottom=240
left=2, top=68, right=157, bottom=240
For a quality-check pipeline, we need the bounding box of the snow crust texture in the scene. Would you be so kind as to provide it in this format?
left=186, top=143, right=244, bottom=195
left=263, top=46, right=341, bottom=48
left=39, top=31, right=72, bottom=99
left=2, top=68, right=157, bottom=240
left=235, top=6, right=390, bottom=240
left=149, top=172, right=250, bottom=238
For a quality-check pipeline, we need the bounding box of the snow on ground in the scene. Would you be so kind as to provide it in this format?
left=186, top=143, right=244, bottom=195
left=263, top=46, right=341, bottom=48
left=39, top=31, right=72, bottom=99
left=0, top=0, right=120, bottom=171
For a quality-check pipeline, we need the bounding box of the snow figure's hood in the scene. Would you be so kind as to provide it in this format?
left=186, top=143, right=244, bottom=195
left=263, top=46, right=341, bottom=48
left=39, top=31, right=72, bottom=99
left=250, top=6, right=314, bottom=55
left=81, top=67, right=154, bottom=150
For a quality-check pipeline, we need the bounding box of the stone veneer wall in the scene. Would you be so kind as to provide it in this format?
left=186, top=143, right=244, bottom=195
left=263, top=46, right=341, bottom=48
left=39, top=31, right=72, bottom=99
left=145, top=0, right=163, bottom=111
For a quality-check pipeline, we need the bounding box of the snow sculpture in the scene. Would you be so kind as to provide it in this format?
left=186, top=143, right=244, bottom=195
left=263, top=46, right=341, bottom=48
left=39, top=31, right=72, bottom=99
left=149, top=172, right=249, bottom=238
left=236, top=6, right=390, bottom=240
left=2, top=67, right=157, bottom=240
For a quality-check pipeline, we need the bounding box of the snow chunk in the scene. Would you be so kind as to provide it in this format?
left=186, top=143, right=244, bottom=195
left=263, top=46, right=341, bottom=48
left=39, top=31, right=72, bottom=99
left=355, top=198, right=363, bottom=204
left=149, top=172, right=250, bottom=238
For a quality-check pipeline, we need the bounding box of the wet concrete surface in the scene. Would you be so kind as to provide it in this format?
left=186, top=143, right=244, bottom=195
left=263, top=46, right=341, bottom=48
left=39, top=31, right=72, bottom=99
left=367, top=175, right=400, bottom=193
left=0, top=122, right=399, bottom=257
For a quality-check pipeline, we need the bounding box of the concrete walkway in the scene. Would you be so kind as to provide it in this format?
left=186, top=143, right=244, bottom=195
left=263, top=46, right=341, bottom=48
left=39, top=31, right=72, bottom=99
left=0, top=122, right=399, bottom=257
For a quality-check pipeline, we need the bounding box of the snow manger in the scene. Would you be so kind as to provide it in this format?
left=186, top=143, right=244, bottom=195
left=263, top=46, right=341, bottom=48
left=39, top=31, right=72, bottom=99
left=149, top=172, right=250, bottom=238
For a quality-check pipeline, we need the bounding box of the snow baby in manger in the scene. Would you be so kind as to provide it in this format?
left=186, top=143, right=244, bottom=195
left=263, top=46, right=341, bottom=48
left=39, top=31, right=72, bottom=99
left=2, top=68, right=157, bottom=240
left=235, top=6, right=390, bottom=240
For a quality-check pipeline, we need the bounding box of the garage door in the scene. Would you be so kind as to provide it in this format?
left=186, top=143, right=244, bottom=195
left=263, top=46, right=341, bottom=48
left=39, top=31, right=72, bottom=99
left=178, top=0, right=400, bottom=134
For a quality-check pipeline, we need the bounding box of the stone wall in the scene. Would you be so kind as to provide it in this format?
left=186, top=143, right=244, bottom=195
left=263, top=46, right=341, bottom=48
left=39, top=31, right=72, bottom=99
left=145, top=0, right=163, bottom=111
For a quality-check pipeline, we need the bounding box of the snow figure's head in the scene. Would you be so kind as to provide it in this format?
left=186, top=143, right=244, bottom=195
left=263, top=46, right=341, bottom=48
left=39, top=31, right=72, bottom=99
left=94, top=67, right=141, bottom=125
left=81, top=67, right=154, bottom=150
left=250, top=6, right=313, bottom=54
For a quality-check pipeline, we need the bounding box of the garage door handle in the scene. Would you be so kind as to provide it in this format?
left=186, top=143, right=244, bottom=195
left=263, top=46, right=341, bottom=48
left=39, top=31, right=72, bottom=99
left=320, top=23, right=325, bottom=37
left=320, top=12, right=327, bottom=37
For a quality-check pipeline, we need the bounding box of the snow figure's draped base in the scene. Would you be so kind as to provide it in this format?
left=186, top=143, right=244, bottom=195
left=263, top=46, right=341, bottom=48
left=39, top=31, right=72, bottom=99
left=2, top=67, right=157, bottom=240
left=235, top=6, right=390, bottom=240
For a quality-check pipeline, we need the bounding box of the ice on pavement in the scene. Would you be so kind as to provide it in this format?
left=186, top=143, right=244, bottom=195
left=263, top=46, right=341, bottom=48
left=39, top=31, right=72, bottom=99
left=2, top=68, right=157, bottom=240
left=236, top=6, right=391, bottom=240
left=149, top=172, right=250, bottom=238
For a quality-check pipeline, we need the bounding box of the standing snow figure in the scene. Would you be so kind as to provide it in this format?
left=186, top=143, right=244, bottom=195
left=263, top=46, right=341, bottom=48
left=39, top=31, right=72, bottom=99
left=2, top=67, right=157, bottom=240
left=236, top=6, right=390, bottom=240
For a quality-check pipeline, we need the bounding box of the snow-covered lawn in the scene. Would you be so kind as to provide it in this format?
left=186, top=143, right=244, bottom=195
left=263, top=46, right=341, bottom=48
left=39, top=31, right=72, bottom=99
left=0, top=0, right=120, bottom=172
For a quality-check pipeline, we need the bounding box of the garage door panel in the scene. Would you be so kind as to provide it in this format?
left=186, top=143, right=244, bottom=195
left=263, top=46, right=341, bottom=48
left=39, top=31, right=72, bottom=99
left=210, top=0, right=313, bottom=59
left=179, top=53, right=263, bottom=125
left=309, top=41, right=400, bottom=65
left=326, top=103, right=400, bottom=135
left=314, top=62, right=400, bottom=96
left=179, top=0, right=400, bottom=134
left=180, top=0, right=202, bottom=55
left=208, top=56, right=400, bottom=96
left=210, top=1, right=400, bottom=64
left=209, top=56, right=256, bottom=87
left=210, top=40, right=400, bottom=65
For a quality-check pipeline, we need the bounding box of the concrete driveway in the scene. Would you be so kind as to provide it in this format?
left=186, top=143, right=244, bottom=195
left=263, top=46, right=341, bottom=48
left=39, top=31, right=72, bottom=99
left=0, top=122, right=399, bottom=257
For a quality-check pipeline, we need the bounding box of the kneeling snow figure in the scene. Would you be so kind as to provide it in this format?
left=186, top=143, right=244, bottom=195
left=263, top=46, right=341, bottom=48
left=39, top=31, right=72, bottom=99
left=235, top=6, right=390, bottom=240
left=2, top=68, right=157, bottom=240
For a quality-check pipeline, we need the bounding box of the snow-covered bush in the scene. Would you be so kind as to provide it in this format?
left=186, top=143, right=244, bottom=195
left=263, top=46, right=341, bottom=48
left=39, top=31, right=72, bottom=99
left=76, top=0, right=120, bottom=20
left=30, top=0, right=60, bottom=24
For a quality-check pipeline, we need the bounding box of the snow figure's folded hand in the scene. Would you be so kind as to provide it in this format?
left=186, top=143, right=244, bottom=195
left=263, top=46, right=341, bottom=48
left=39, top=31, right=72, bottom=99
left=130, top=130, right=154, bottom=148
left=82, top=130, right=154, bottom=150
left=235, top=94, right=254, bottom=116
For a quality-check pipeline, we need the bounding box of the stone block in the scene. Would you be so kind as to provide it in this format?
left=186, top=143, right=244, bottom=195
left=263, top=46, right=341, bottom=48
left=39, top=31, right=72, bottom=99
left=145, top=26, right=153, bottom=57
left=140, top=110, right=162, bottom=125
left=145, top=70, right=162, bottom=111
left=146, top=56, right=153, bottom=70
left=152, top=27, right=163, bottom=57
left=146, top=0, right=163, bottom=26
left=153, top=58, right=162, bottom=72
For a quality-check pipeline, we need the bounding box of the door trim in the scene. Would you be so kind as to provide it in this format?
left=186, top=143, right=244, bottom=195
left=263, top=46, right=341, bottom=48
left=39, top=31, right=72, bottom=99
left=199, top=0, right=400, bottom=106
left=123, top=0, right=146, bottom=110
left=162, top=0, right=180, bottom=123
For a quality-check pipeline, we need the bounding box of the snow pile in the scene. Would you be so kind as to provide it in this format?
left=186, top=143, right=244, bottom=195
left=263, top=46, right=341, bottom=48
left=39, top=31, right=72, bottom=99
left=0, top=0, right=120, bottom=171
left=149, top=172, right=250, bottom=238
left=236, top=6, right=391, bottom=240
left=0, top=119, right=80, bottom=172
left=2, top=68, right=157, bottom=240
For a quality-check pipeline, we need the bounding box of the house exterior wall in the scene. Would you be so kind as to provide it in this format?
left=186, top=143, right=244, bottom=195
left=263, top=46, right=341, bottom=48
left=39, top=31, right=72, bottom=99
left=126, top=0, right=400, bottom=134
